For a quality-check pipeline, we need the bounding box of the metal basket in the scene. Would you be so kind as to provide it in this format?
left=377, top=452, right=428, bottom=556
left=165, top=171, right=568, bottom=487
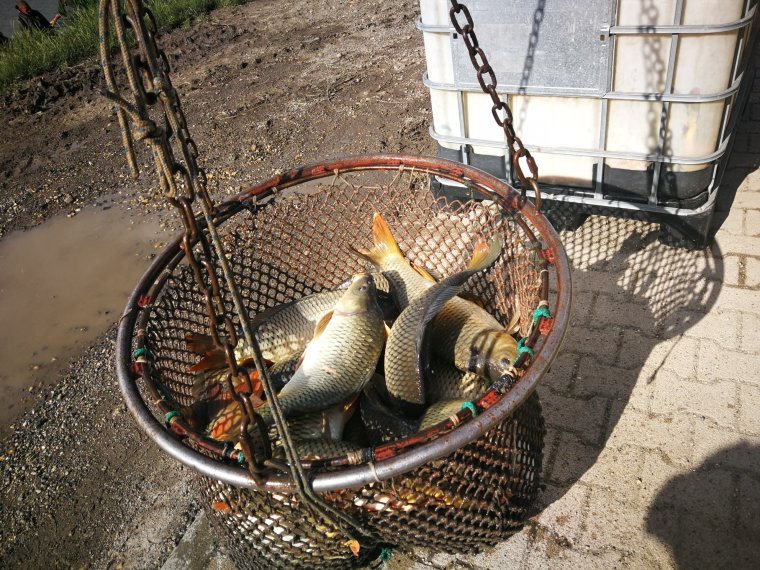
left=115, top=155, right=570, bottom=567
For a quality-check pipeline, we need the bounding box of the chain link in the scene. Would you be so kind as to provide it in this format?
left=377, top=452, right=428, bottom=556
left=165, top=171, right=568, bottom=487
left=98, top=0, right=377, bottom=546
left=449, top=0, right=541, bottom=210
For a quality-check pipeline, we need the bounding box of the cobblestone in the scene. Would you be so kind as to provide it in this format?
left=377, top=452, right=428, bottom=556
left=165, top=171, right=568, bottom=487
left=745, top=209, right=760, bottom=235
left=745, top=256, right=760, bottom=287
left=738, top=384, right=760, bottom=435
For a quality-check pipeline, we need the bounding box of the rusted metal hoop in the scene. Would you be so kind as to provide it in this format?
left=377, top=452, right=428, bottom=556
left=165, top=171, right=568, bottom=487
left=116, top=154, right=571, bottom=493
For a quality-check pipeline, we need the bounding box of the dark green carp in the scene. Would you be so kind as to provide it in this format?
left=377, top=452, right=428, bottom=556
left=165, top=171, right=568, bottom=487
left=359, top=380, right=419, bottom=445
left=354, top=212, right=518, bottom=384
left=382, top=235, right=503, bottom=414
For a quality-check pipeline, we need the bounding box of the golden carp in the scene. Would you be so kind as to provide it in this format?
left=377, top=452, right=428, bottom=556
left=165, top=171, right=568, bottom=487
left=382, top=235, right=503, bottom=414
left=257, top=273, right=386, bottom=424
left=427, top=310, right=518, bottom=383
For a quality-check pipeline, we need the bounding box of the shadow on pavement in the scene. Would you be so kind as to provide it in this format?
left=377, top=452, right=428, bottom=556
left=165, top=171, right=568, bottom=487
left=534, top=211, right=724, bottom=515
left=646, top=443, right=760, bottom=569
left=530, top=32, right=760, bottom=539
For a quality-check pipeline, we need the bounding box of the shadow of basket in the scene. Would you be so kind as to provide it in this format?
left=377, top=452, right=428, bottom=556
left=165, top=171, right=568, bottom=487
left=534, top=211, right=723, bottom=514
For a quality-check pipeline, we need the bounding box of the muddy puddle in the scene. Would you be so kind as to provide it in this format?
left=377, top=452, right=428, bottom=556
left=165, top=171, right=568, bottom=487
left=0, top=199, right=170, bottom=429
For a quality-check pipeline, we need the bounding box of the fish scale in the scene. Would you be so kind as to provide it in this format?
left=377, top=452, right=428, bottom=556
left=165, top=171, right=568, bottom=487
left=251, top=290, right=344, bottom=361
left=273, top=438, right=361, bottom=461
left=376, top=255, right=433, bottom=310
left=257, top=274, right=386, bottom=424
left=425, top=359, right=489, bottom=402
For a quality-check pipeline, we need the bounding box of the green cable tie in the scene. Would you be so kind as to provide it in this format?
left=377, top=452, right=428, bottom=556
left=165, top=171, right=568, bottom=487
left=513, top=338, right=535, bottom=365
left=379, top=547, right=393, bottom=562
left=133, top=347, right=148, bottom=359
left=237, top=452, right=246, bottom=465
left=532, top=306, right=551, bottom=323
left=164, top=410, right=180, bottom=426
left=517, top=338, right=535, bottom=357
left=460, top=401, right=478, bottom=417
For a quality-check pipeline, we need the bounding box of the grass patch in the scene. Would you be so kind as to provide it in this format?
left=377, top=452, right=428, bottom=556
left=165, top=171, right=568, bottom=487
left=0, top=0, right=246, bottom=92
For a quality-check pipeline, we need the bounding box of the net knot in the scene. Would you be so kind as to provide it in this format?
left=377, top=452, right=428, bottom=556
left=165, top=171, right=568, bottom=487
left=513, top=338, right=535, bottom=365
left=133, top=347, right=149, bottom=359
left=379, top=547, right=393, bottom=561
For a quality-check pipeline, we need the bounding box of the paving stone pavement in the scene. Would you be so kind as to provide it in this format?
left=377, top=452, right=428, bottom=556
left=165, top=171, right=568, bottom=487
left=177, top=24, right=760, bottom=570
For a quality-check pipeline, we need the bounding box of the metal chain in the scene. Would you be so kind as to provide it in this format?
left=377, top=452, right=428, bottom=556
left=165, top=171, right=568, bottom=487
left=449, top=0, right=542, bottom=211
left=98, top=0, right=376, bottom=546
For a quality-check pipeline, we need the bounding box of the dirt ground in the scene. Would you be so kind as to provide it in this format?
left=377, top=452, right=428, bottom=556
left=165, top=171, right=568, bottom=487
left=0, top=0, right=432, bottom=567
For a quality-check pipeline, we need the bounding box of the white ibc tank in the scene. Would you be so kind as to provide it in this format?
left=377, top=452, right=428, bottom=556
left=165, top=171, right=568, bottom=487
left=419, top=0, right=754, bottom=198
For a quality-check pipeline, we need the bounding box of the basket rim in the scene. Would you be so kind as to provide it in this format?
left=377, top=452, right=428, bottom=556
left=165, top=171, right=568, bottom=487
left=115, top=153, right=572, bottom=492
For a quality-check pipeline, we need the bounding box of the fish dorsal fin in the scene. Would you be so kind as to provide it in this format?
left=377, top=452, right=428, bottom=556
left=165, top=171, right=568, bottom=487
left=249, top=300, right=298, bottom=330
left=506, top=296, right=521, bottom=335
left=467, top=235, right=503, bottom=272
left=291, top=313, right=332, bottom=374
left=313, top=310, right=333, bottom=340
left=412, top=262, right=437, bottom=283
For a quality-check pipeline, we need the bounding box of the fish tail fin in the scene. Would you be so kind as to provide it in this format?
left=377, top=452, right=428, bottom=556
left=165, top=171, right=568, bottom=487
left=467, top=234, right=503, bottom=272
left=192, top=362, right=268, bottom=402
left=189, top=351, right=227, bottom=374
left=350, top=212, right=404, bottom=267
left=185, top=332, right=216, bottom=355
left=208, top=402, right=242, bottom=441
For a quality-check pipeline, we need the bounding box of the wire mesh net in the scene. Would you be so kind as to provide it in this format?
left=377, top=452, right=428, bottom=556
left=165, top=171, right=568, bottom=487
left=129, top=163, right=557, bottom=563
left=201, top=392, right=543, bottom=569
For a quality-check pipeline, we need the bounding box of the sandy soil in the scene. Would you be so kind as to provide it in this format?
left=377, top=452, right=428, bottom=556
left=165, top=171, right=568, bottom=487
left=0, top=0, right=432, bottom=566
